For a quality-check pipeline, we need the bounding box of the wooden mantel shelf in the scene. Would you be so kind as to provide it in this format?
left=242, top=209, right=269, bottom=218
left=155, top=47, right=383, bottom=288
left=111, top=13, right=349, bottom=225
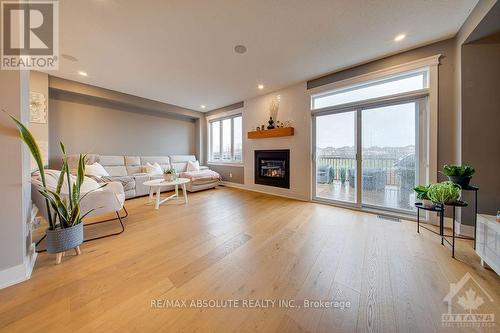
left=247, top=127, right=294, bottom=139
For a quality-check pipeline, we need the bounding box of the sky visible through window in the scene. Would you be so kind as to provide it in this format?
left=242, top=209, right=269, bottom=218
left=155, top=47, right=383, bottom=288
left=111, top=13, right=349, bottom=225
left=316, top=102, right=415, bottom=149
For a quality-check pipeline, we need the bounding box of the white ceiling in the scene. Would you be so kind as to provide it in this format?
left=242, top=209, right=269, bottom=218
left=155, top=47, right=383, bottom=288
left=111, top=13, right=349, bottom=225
left=52, top=0, right=478, bottom=111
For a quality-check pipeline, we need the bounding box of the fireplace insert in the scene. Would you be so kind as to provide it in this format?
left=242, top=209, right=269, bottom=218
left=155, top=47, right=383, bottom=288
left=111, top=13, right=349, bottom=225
left=254, top=150, right=290, bottom=188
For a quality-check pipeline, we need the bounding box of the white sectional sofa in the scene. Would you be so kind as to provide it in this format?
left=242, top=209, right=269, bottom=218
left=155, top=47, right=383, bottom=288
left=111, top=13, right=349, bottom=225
left=68, top=154, right=220, bottom=199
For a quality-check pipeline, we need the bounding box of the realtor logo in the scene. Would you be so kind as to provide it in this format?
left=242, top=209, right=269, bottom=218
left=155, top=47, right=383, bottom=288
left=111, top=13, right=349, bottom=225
left=1, top=0, right=58, bottom=70
left=442, top=272, right=495, bottom=328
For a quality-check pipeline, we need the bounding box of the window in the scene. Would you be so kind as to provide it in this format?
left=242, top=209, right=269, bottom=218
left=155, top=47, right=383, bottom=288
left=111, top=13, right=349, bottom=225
left=311, top=68, right=428, bottom=110
left=209, top=114, right=242, bottom=163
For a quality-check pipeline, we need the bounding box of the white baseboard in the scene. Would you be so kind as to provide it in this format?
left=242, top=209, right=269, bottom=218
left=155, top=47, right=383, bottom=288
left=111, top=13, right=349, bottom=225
left=0, top=252, right=37, bottom=290
left=219, top=181, right=308, bottom=202
left=441, top=217, right=474, bottom=237
left=456, top=222, right=474, bottom=237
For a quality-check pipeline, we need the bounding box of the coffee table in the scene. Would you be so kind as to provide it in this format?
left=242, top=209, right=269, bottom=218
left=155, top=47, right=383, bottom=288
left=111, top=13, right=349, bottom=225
left=143, top=178, right=190, bottom=209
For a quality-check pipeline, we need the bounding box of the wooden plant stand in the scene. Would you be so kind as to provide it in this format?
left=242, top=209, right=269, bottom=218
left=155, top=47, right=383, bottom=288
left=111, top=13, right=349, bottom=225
left=55, top=246, right=81, bottom=265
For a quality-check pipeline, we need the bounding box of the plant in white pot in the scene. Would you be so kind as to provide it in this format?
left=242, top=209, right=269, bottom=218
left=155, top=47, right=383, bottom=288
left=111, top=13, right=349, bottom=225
left=8, top=113, right=104, bottom=264
left=163, top=167, right=177, bottom=181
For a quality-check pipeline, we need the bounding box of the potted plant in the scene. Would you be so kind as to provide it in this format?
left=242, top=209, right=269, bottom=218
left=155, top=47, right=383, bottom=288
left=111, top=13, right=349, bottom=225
left=163, top=167, right=177, bottom=181
left=339, top=167, right=347, bottom=185
left=414, top=185, right=432, bottom=206
left=442, top=164, right=475, bottom=187
left=8, top=113, right=103, bottom=262
left=427, top=181, right=461, bottom=205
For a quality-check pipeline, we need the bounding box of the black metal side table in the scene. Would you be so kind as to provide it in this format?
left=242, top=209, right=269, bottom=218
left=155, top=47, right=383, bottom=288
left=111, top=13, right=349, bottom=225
left=415, top=201, right=468, bottom=258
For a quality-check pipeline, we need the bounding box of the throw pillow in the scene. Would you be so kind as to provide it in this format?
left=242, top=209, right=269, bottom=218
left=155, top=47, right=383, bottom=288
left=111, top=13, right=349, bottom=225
left=85, top=162, right=110, bottom=178
left=186, top=160, right=200, bottom=172
left=145, top=162, right=163, bottom=175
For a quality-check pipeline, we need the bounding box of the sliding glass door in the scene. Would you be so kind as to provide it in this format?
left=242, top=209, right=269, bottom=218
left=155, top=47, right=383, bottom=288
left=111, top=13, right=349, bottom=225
left=314, top=98, right=428, bottom=214
left=314, top=111, right=357, bottom=204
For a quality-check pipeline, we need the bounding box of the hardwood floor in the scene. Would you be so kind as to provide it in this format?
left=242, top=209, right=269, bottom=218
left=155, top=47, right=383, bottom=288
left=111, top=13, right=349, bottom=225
left=0, top=186, right=498, bottom=332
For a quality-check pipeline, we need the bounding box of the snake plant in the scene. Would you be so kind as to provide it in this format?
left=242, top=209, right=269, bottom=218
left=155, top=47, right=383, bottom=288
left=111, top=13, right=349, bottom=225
left=6, top=111, right=104, bottom=230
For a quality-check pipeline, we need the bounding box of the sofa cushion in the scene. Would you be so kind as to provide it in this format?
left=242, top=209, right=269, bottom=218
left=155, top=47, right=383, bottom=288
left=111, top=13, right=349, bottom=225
left=99, top=155, right=125, bottom=166
left=170, top=155, right=197, bottom=173
left=140, top=156, right=170, bottom=172
left=98, top=156, right=127, bottom=176
left=180, top=170, right=221, bottom=184
left=133, top=174, right=151, bottom=197
left=100, top=175, right=135, bottom=192
left=125, top=156, right=141, bottom=166
left=124, top=156, right=143, bottom=175
left=169, top=155, right=196, bottom=163
left=104, top=166, right=128, bottom=177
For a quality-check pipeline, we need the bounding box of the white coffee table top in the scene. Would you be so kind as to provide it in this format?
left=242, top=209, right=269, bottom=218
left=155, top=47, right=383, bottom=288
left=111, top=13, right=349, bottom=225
left=143, top=178, right=190, bottom=187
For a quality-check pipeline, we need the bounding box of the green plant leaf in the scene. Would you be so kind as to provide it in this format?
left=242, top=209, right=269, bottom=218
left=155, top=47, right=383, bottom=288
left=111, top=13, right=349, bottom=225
left=6, top=112, right=55, bottom=229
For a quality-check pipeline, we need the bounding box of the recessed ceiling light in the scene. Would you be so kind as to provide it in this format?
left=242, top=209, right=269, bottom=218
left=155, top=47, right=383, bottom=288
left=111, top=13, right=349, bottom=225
left=78, top=71, right=88, bottom=77
left=394, top=33, right=406, bottom=42
left=201, top=105, right=206, bottom=109
left=258, top=84, right=264, bottom=90
left=234, top=45, right=247, bottom=54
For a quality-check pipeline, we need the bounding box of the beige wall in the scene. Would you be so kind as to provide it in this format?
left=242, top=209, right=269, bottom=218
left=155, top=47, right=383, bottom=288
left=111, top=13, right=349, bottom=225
left=461, top=37, right=500, bottom=216
left=0, top=70, right=31, bottom=281
left=49, top=91, right=197, bottom=167
left=207, top=83, right=311, bottom=200
left=209, top=164, right=244, bottom=184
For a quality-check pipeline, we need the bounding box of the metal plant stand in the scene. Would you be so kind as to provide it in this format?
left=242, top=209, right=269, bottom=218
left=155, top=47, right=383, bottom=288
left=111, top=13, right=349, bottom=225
left=35, top=206, right=128, bottom=253
left=415, top=201, right=471, bottom=258
left=461, top=185, right=479, bottom=249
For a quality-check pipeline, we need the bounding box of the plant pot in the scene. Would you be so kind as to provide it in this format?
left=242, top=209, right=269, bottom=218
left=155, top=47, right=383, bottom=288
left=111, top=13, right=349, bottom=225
left=447, top=175, right=471, bottom=187
left=164, top=174, right=174, bottom=181
left=422, top=199, right=433, bottom=207
left=46, top=223, right=83, bottom=254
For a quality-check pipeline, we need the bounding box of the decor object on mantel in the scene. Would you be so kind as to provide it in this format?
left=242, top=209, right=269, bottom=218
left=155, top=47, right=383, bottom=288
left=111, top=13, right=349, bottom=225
left=248, top=127, right=294, bottom=139
left=267, top=116, right=275, bottom=129
left=7, top=111, right=102, bottom=264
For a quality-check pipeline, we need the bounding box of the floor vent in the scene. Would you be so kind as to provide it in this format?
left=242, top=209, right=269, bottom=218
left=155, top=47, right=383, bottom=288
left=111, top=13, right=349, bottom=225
left=377, top=215, right=400, bottom=222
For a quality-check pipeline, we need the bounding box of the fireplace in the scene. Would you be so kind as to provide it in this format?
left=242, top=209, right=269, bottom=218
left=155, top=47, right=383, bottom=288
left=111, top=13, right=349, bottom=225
left=254, top=150, right=290, bottom=189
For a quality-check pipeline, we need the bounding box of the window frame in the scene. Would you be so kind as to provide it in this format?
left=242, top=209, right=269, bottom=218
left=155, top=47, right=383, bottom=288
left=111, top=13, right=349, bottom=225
left=311, top=68, right=429, bottom=111
left=208, top=113, right=243, bottom=164
left=309, top=54, right=441, bottom=221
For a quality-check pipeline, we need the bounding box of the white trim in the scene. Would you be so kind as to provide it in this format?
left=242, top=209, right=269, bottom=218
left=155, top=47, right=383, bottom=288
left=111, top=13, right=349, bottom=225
left=311, top=89, right=429, bottom=115
left=208, top=162, right=244, bottom=167
left=308, top=54, right=442, bottom=95
left=0, top=252, right=37, bottom=290
left=456, top=222, right=474, bottom=238
left=220, top=181, right=308, bottom=202
left=206, top=108, right=243, bottom=121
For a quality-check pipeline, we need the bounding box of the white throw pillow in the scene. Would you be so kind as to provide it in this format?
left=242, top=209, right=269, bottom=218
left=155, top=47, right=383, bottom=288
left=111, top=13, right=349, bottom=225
left=145, top=162, right=163, bottom=175
left=85, top=162, right=109, bottom=178
left=186, top=160, right=200, bottom=172
left=35, top=169, right=100, bottom=194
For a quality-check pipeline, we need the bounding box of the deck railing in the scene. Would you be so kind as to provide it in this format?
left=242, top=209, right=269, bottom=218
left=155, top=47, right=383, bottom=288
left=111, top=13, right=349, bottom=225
left=317, top=156, right=413, bottom=186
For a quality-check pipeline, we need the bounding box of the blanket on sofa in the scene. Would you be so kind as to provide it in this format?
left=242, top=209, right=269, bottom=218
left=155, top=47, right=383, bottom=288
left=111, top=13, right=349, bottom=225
left=180, top=169, right=221, bottom=182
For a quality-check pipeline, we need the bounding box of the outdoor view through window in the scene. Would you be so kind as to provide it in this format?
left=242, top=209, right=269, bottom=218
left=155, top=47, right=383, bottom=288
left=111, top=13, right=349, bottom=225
left=313, top=69, right=428, bottom=213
